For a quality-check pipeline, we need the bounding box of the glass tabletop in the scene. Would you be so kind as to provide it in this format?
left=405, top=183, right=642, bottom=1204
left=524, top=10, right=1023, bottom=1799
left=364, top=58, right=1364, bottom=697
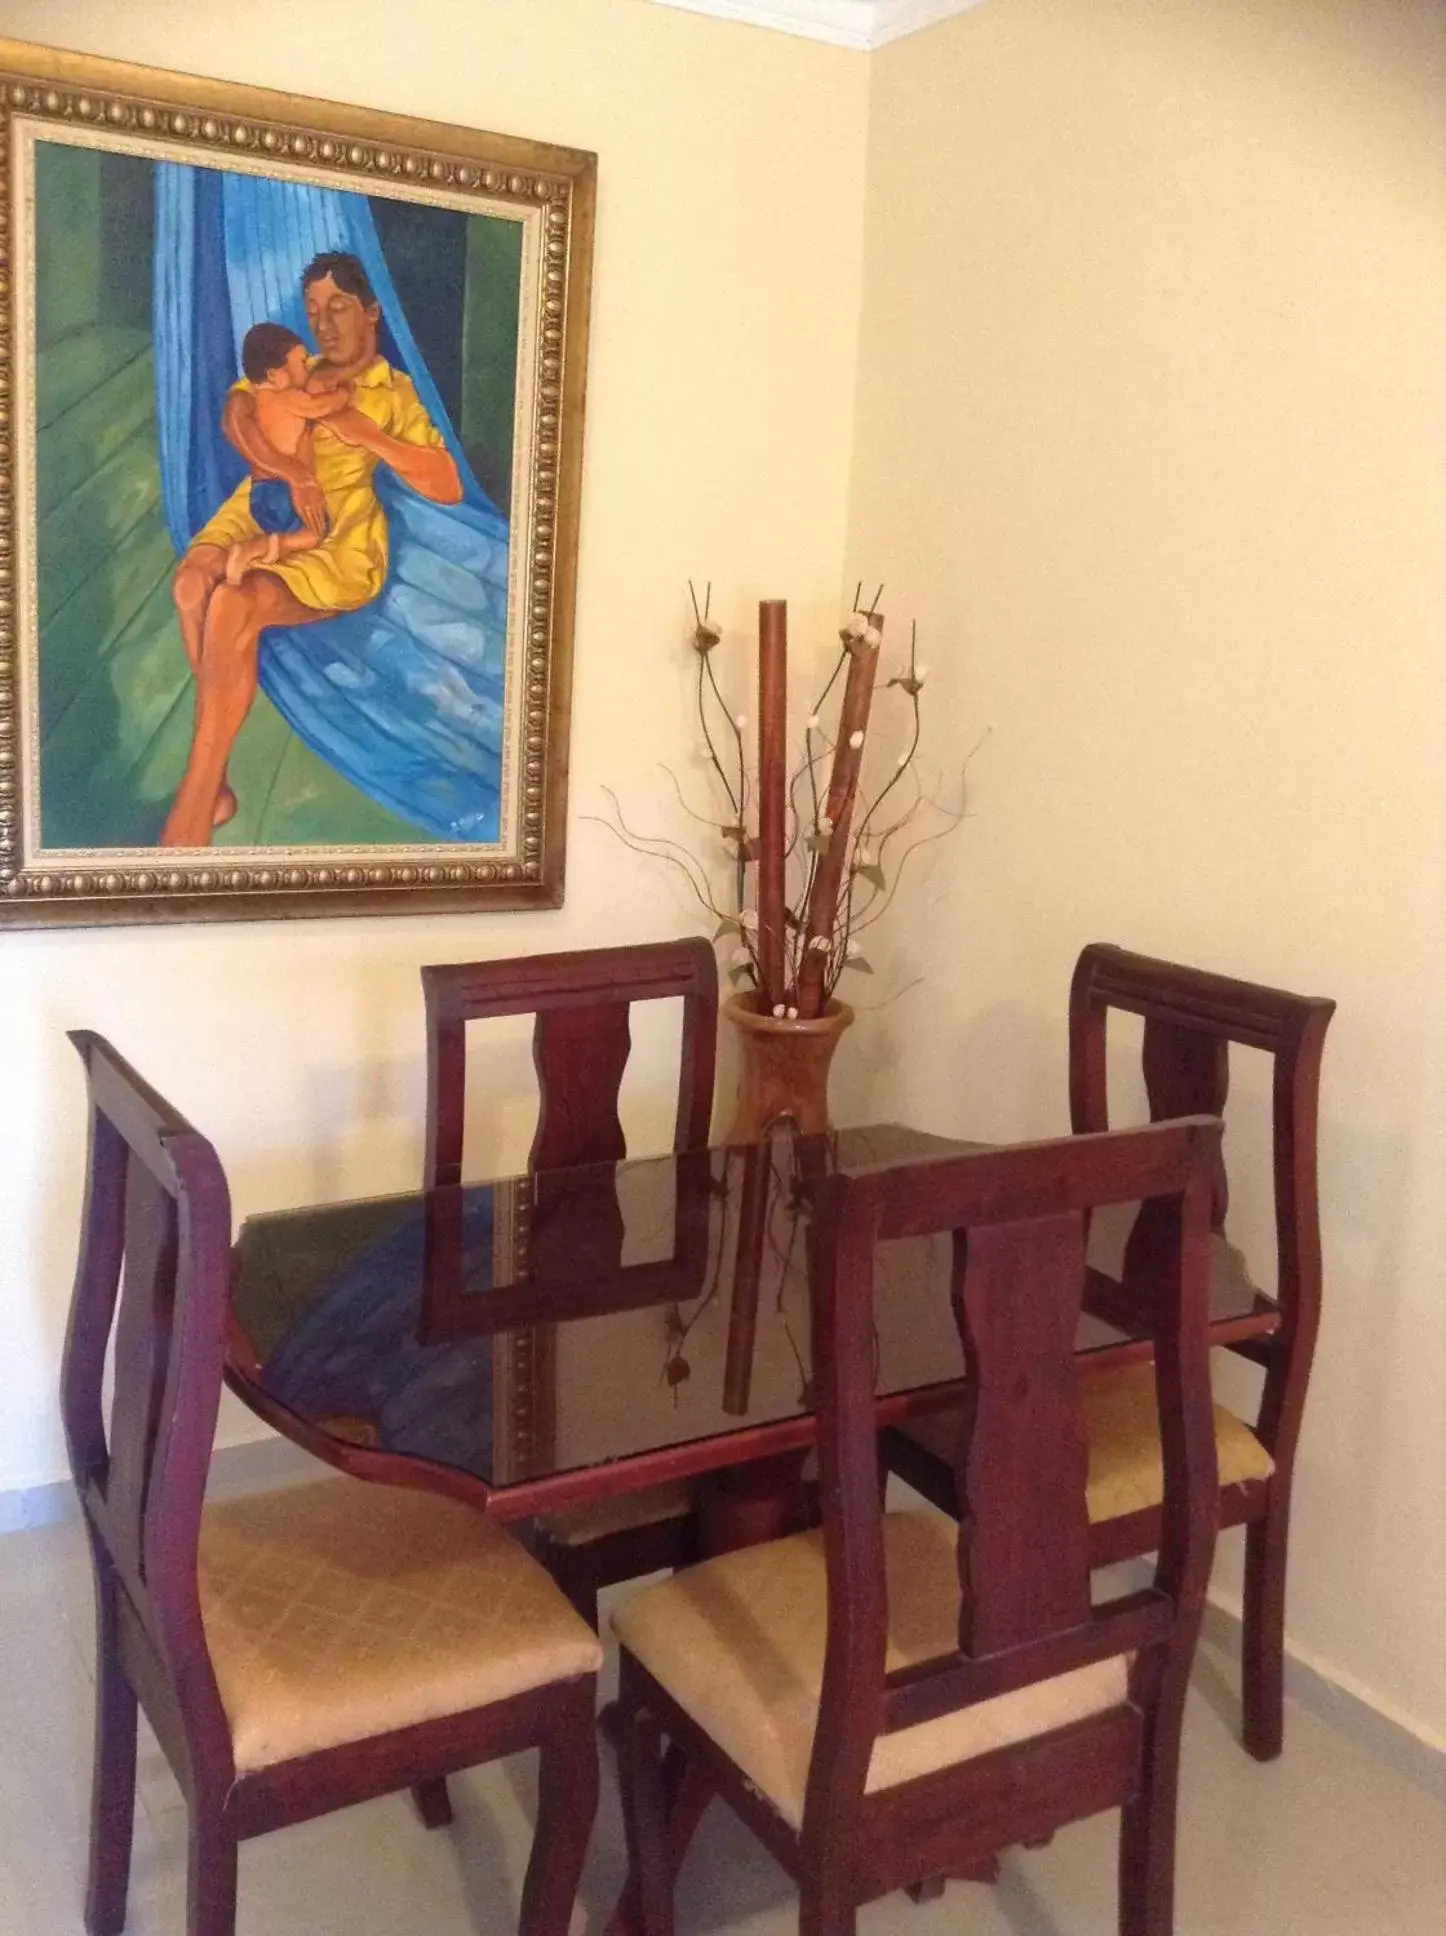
left=230, top=1122, right=1275, bottom=1499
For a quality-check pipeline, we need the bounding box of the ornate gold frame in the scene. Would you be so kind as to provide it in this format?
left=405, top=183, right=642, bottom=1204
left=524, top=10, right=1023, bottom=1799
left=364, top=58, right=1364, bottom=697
left=0, top=37, right=594, bottom=928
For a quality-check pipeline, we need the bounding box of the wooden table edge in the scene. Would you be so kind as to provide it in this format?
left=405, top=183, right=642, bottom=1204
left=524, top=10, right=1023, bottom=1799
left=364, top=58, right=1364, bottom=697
left=223, top=1299, right=1281, bottom=1522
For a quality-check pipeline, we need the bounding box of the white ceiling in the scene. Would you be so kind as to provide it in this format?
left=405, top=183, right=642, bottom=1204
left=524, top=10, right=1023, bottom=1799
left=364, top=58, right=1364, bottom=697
left=648, top=1, right=987, bottom=52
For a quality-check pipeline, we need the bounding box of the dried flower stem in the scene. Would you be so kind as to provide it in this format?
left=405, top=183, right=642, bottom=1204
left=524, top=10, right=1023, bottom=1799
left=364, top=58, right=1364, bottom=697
left=616, top=587, right=964, bottom=1017
left=584, top=789, right=725, bottom=924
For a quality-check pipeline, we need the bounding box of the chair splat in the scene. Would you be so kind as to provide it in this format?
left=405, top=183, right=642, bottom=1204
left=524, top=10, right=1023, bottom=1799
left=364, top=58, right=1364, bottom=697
left=951, top=1212, right=1093, bottom=1658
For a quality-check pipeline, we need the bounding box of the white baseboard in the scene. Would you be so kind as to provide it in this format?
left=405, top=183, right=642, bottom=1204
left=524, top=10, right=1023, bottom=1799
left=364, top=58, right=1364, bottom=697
left=0, top=1435, right=326, bottom=1535
left=1201, top=1592, right=1446, bottom=1802
left=0, top=1476, right=70, bottom=1536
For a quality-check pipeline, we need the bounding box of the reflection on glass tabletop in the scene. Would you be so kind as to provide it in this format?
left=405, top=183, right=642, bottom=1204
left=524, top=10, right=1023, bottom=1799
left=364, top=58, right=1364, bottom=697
left=229, top=1122, right=1275, bottom=1498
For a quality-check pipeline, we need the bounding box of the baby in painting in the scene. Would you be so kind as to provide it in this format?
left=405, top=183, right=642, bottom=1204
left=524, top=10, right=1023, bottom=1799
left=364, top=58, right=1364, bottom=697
left=222, top=322, right=353, bottom=584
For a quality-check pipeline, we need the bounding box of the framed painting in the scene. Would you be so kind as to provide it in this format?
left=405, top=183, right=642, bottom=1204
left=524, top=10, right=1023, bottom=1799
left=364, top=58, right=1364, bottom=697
left=0, top=38, right=594, bottom=928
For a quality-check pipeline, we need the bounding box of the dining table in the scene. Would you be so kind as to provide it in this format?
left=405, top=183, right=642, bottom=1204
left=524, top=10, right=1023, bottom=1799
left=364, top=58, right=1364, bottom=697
left=225, top=1114, right=1278, bottom=1931
left=225, top=1118, right=1279, bottom=1554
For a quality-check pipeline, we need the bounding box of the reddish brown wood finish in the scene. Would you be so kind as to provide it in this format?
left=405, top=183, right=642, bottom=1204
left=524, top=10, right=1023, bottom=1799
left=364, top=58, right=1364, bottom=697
left=796, top=622, right=881, bottom=1018
left=756, top=599, right=789, bottom=1009
left=423, top=937, right=718, bottom=1187
left=420, top=938, right=720, bottom=1625
left=615, top=1119, right=1223, bottom=1936
left=226, top=1228, right=1279, bottom=1552
left=886, top=944, right=1334, bottom=1765
left=694, top=1450, right=815, bottom=1558
left=419, top=1150, right=715, bottom=1343
left=1072, top=944, right=1334, bottom=1762
left=224, top=1174, right=1281, bottom=1544
left=62, top=1032, right=599, bottom=1936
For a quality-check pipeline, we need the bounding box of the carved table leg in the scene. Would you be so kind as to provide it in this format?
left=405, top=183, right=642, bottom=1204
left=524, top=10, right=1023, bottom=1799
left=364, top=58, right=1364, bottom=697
left=696, top=1449, right=812, bottom=1556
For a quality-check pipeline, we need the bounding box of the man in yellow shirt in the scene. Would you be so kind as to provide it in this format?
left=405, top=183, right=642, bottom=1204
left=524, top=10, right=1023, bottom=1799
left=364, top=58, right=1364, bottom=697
left=161, top=251, right=463, bottom=847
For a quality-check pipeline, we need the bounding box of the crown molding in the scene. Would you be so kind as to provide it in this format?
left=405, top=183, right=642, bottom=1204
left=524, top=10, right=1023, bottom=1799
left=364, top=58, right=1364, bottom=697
left=869, top=0, right=989, bottom=47
left=647, top=0, right=987, bottom=52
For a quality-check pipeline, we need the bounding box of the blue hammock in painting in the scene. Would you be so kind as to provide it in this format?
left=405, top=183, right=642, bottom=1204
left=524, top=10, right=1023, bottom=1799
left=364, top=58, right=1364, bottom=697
left=152, top=166, right=508, bottom=843
left=261, top=1191, right=497, bottom=1477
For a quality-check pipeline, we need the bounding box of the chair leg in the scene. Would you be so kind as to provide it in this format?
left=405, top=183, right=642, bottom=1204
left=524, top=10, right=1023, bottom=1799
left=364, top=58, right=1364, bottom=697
left=185, top=1813, right=238, bottom=1936
left=520, top=1687, right=599, bottom=1936
left=906, top=1856, right=1001, bottom=1901
left=1118, top=1664, right=1187, bottom=1936
left=413, top=1776, right=454, bottom=1828
left=1241, top=1506, right=1289, bottom=1761
left=84, top=1572, right=138, bottom=1936
left=617, top=1697, right=675, bottom=1936
left=605, top=1691, right=715, bottom=1936
left=800, top=1873, right=858, bottom=1936
left=659, top=1742, right=714, bottom=1877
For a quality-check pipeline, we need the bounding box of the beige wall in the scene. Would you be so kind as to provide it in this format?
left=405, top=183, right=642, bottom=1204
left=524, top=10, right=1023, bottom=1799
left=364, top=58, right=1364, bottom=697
left=843, top=0, right=1446, bottom=1745
left=0, top=0, right=868, bottom=1486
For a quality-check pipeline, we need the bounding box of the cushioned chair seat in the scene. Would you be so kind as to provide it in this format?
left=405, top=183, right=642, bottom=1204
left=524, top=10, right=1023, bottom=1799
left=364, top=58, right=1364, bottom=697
left=1084, top=1364, right=1275, bottom=1519
left=612, top=1510, right=1129, bottom=1830
left=200, top=1478, right=603, bottom=1773
left=900, top=1363, right=1275, bottom=1525
left=539, top=1480, right=695, bottom=1547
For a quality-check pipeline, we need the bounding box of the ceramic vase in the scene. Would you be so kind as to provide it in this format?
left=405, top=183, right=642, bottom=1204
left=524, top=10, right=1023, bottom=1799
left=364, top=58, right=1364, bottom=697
left=723, top=991, right=854, bottom=1143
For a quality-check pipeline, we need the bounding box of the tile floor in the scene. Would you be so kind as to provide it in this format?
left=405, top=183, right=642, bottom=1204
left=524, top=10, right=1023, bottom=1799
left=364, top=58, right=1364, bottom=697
left=1, top=1479, right=1442, bottom=1936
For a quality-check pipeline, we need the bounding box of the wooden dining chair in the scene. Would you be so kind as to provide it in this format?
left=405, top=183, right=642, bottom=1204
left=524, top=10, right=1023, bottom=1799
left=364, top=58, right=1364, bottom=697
left=421, top=937, right=719, bottom=1628
left=613, top=1118, right=1223, bottom=1936
left=62, top=1031, right=601, bottom=1936
left=884, top=943, right=1334, bottom=1763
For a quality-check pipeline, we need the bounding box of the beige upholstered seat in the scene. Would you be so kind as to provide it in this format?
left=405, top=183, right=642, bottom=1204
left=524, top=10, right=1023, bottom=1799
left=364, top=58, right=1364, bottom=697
left=200, top=1478, right=603, bottom=1773
left=901, top=1363, right=1275, bottom=1526
left=612, top=1510, right=1129, bottom=1830
left=539, top=1480, right=696, bottom=1548
left=1083, top=1363, right=1275, bottom=1520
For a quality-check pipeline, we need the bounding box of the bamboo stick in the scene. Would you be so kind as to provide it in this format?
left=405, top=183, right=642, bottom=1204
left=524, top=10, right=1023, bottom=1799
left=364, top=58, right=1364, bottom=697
left=794, top=616, right=882, bottom=1018
left=756, top=599, right=788, bottom=1010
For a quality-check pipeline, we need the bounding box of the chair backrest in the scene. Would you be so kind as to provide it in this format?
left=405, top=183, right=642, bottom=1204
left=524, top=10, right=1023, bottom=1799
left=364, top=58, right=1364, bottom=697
left=803, top=1118, right=1222, bottom=1832
left=60, top=1032, right=233, bottom=1761
left=421, top=937, right=719, bottom=1186
left=1068, top=943, right=1334, bottom=1335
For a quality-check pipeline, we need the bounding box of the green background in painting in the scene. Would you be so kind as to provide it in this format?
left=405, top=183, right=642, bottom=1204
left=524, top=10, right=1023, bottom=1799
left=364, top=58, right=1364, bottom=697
left=33, top=141, right=522, bottom=851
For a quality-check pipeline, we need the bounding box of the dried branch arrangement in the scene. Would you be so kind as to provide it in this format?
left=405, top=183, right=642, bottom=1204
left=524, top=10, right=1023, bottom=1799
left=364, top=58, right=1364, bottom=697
left=595, top=584, right=965, bottom=1020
